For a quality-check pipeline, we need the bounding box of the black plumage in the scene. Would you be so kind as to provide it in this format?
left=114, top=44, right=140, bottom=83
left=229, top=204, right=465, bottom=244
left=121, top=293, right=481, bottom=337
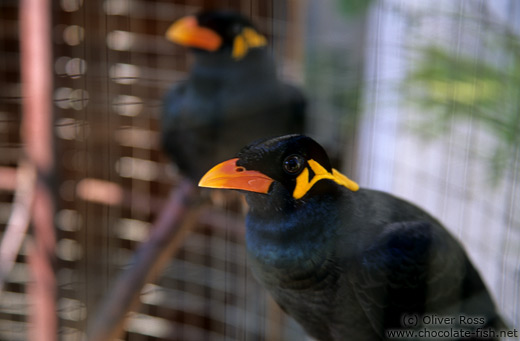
left=162, top=11, right=306, bottom=180
left=199, top=134, right=505, bottom=340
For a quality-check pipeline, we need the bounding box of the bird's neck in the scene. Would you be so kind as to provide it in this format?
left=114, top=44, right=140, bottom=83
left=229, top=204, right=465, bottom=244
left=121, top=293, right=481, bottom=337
left=191, top=49, right=277, bottom=81
left=245, top=192, right=340, bottom=270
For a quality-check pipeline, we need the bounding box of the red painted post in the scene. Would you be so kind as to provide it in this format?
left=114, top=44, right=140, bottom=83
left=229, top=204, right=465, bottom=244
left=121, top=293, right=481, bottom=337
left=20, top=0, right=58, bottom=340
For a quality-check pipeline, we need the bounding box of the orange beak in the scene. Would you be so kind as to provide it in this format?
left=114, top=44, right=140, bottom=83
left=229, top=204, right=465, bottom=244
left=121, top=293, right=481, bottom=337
left=166, top=15, right=222, bottom=51
left=198, top=158, right=273, bottom=194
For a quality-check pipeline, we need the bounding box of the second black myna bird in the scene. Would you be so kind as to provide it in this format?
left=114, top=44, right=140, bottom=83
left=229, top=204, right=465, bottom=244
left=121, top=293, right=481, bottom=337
left=199, top=134, right=505, bottom=340
left=162, top=10, right=306, bottom=180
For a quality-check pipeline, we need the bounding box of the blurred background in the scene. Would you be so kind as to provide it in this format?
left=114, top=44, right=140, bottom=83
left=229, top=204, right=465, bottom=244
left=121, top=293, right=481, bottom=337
left=0, top=0, right=519, bottom=340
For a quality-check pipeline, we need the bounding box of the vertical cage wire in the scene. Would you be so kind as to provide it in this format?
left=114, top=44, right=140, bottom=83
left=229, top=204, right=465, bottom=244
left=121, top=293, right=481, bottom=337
left=51, top=0, right=307, bottom=340
left=357, top=0, right=520, bottom=330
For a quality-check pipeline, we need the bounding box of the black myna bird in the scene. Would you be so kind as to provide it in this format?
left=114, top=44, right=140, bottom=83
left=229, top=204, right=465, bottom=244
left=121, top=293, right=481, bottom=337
left=199, top=134, right=505, bottom=340
left=162, top=11, right=306, bottom=180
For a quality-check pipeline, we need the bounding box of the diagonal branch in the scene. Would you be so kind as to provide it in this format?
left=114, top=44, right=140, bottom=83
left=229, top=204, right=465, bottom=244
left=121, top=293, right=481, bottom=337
left=86, top=180, right=198, bottom=341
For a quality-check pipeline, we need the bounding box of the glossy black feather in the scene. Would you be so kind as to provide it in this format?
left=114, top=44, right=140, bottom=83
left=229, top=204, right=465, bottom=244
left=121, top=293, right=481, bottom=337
left=161, top=11, right=306, bottom=180
left=230, top=135, right=504, bottom=340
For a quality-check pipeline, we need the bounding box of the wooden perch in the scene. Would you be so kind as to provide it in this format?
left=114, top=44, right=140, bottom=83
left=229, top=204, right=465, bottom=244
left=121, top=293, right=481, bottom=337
left=86, top=180, right=198, bottom=341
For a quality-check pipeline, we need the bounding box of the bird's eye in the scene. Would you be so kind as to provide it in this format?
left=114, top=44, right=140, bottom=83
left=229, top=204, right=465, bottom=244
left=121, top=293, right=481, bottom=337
left=283, top=155, right=305, bottom=175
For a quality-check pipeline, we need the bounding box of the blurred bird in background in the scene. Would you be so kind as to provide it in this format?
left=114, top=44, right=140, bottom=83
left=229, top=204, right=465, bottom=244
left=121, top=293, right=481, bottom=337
left=199, top=134, right=506, bottom=340
left=161, top=10, right=306, bottom=180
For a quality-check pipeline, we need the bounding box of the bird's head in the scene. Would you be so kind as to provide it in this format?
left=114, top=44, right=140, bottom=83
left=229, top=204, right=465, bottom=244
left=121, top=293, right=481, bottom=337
left=166, top=10, right=267, bottom=60
left=199, top=135, right=359, bottom=205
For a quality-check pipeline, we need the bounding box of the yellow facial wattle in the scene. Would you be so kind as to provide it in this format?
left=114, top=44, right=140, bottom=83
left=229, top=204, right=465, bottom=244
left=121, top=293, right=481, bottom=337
left=293, top=160, right=359, bottom=199
left=232, top=27, right=267, bottom=60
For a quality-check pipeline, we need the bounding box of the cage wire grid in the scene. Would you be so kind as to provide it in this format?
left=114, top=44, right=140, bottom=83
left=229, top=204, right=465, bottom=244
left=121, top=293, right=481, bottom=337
left=1, top=0, right=307, bottom=340
left=355, top=0, right=520, bottom=332
left=52, top=0, right=306, bottom=340
left=0, top=0, right=519, bottom=340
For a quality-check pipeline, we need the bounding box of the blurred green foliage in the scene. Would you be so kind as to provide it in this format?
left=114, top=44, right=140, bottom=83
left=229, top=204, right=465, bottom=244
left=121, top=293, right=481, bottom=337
left=306, top=49, right=362, bottom=124
left=336, top=0, right=374, bottom=16
left=405, top=39, right=520, bottom=182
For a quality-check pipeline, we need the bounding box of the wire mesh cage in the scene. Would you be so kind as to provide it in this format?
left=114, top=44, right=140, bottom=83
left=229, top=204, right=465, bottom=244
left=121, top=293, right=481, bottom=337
left=0, top=0, right=519, bottom=340
left=357, top=0, right=520, bottom=330
left=2, top=0, right=307, bottom=340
